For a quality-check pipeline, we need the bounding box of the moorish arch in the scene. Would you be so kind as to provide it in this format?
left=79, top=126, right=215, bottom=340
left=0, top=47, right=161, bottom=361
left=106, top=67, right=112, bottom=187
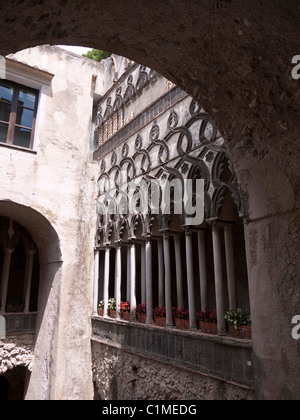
left=0, top=0, right=299, bottom=400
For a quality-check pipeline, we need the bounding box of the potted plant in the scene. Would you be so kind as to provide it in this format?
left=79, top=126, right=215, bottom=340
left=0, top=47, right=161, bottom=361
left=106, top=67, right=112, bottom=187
left=98, top=300, right=105, bottom=317
left=173, top=307, right=190, bottom=330
left=5, top=299, right=25, bottom=313
left=198, top=308, right=218, bottom=334
left=136, top=303, right=146, bottom=323
left=153, top=306, right=166, bottom=327
left=225, top=308, right=252, bottom=339
left=108, top=298, right=117, bottom=318
left=120, top=301, right=131, bottom=321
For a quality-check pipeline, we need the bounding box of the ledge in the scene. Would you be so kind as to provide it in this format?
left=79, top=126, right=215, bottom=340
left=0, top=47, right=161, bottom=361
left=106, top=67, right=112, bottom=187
left=0, top=142, right=37, bottom=155
left=3, top=313, right=37, bottom=334
left=92, top=316, right=254, bottom=389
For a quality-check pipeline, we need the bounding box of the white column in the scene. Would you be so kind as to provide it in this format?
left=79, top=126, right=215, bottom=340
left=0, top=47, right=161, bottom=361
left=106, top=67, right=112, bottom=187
left=24, top=249, right=36, bottom=314
left=115, top=244, right=122, bottom=319
left=145, top=238, right=154, bottom=324
left=197, top=230, right=208, bottom=311
left=0, top=248, right=14, bottom=315
left=130, top=242, right=137, bottom=321
left=174, top=235, right=184, bottom=309
left=224, top=224, right=237, bottom=309
left=103, top=247, right=110, bottom=317
left=126, top=245, right=131, bottom=302
left=185, top=230, right=197, bottom=330
left=141, top=243, right=146, bottom=305
left=211, top=222, right=226, bottom=335
left=157, top=238, right=165, bottom=308
left=242, top=215, right=251, bottom=301
left=93, top=249, right=100, bottom=315
left=163, top=234, right=173, bottom=327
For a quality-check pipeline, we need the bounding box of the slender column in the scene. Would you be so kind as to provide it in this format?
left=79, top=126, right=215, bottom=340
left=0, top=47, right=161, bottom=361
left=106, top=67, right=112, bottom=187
left=157, top=238, right=165, bottom=308
left=0, top=248, right=14, bottom=315
left=103, top=247, right=110, bottom=317
left=115, top=244, right=122, bottom=319
left=163, top=234, right=173, bottom=327
left=24, top=249, right=36, bottom=314
left=224, top=224, right=237, bottom=309
left=141, top=243, right=146, bottom=305
left=242, top=215, right=251, bottom=296
left=185, top=230, right=197, bottom=330
left=211, top=222, right=226, bottom=335
left=130, top=242, right=137, bottom=321
left=145, top=238, right=154, bottom=324
left=174, top=235, right=184, bottom=309
left=93, top=249, right=100, bottom=315
left=197, top=230, right=208, bottom=311
left=126, top=245, right=131, bottom=302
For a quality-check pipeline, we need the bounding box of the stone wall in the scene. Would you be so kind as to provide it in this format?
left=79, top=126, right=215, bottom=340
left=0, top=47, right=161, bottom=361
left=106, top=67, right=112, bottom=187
left=0, top=46, right=105, bottom=400
left=92, top=318, right=254, bottom=400
left=92, top=341, right=254, bottom=401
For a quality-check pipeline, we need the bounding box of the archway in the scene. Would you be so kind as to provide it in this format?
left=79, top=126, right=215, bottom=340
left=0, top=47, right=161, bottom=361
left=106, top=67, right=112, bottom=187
left=0, top=0, right=299, bottom=400
left=0, top=367, right=29, bottom=400
left=0, top=200, right=62, bottom=400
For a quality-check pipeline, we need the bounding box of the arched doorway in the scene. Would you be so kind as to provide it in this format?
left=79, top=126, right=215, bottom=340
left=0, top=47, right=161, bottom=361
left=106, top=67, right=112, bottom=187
left=0, top=201, right=62, bottom=400
left=0, top=217, right=40, bottom=330
left=0, top=367, right=29, bottom=400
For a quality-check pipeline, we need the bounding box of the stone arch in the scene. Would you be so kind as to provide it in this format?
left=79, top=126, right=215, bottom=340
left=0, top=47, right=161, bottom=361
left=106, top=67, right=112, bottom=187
left=0, top=200, right=62, bottom=400
left=0, top=201, right=61, bottom=265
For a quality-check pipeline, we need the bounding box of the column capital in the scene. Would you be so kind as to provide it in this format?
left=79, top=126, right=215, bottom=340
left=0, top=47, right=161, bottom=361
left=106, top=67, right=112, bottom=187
left=206, top=217, right=220, bottom=227
left=4, top=248, right=14, bottom=255
left=143, top=234, right=152, bottom=243
left=26, top=248, right=37, bottom=257
left=184, top=228, right=193, bottom=237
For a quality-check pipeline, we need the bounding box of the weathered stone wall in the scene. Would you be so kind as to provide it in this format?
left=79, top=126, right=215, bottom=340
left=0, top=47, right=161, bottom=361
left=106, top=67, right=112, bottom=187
left=92, top=339, right=254, bottom=401
left=0, top=46, right=107, bottom=400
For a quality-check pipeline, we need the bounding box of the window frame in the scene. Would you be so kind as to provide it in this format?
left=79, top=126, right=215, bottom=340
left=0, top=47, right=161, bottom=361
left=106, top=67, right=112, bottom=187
left=0, top=80, right=39, bottom=150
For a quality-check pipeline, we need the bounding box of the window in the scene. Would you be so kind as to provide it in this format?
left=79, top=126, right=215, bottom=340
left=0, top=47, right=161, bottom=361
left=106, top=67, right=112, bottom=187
left=0, top=80, right=38, bottom=150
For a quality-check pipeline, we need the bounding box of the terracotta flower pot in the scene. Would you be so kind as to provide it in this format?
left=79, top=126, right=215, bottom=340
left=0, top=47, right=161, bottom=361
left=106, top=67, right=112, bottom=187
left=174, top=318, right=190, bottom=330
left=109, top=310, right=117, bottom=319
left=98, top=308, right=104, bottom=317
left=137, top=313, right=146, bottom=323
left=199, top=321, right=218, bottom=334
left=229, top=325, right=252, bottom=340
left=5, top=305, right=24, bottom=313
left=122, top=312, right=131, bottom=321
left=154, top=316, right=166, bottom=327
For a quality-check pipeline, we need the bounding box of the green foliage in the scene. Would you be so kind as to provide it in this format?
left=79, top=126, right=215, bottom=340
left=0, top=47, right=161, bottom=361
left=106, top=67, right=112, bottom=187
left=83, top=49, right=112, bottom=62
left=225, top=308, right=251, bottom=328
left=108, top=298, right=116, bottom=311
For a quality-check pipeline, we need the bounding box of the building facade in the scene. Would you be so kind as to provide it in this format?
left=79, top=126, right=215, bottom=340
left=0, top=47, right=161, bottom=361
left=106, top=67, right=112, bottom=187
left=0, top=43, right=292, bottom=400
left=91, top=58, right=253, bottom=400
